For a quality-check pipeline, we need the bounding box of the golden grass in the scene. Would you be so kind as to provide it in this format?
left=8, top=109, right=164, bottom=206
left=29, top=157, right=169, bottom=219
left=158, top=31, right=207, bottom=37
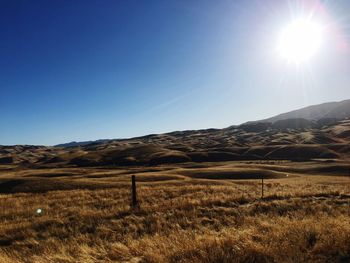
left=0, top=162, right=350, bottom=262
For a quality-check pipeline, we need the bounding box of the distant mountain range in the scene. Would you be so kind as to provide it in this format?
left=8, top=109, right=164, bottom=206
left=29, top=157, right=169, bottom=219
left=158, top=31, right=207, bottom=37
left=1, top=99, right=350, bottom=167
left=55, top=140, right=110, bottom=148
left=56, top=99, right=350, bottom=147
left=259, top=99, right=350, bottom=123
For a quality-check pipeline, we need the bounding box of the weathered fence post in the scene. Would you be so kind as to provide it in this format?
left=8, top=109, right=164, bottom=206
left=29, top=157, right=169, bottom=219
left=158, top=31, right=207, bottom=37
left=261, top=178, right=264, bottom=199
left=131, top=175, right=138, bottom=209
left=348, top=168, right=350, bottom=216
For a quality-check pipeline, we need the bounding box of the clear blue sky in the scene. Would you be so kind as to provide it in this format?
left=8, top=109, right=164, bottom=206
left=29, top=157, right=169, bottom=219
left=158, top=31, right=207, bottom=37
left=1, top=0, right=350, bottom=145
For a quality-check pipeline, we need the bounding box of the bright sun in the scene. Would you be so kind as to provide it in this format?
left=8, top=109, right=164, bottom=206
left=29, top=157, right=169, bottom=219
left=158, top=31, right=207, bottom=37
left=277, top=18, right=323, bottom=64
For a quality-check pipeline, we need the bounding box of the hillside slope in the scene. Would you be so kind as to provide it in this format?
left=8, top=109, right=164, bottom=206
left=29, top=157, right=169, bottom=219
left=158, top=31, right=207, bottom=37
left=1, top=100, right=350, bottom=167
left=1, top=119, right=349, bottom=167
left=261, top=99, right=350, bottom=123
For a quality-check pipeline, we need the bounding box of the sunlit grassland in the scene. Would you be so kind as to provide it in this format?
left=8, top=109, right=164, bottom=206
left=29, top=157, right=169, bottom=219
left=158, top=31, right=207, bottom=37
left=0, top=161, right=349, bottom=262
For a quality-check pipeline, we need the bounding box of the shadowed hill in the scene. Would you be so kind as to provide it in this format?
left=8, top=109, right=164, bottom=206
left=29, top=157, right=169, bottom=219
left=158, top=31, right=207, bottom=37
left=1, top=119, right=349, bottom=167
left=1, top=100, right=350, bottom=167
left=260, top=99, right=350, bottom=123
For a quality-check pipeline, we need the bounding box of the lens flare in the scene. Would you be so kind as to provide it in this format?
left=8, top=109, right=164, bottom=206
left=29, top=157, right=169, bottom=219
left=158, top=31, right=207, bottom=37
left=278, top=18, right=323, bottom=64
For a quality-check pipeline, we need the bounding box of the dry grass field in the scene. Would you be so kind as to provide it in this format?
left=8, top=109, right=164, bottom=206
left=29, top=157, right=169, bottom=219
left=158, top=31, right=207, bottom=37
left=0, top=160, right=350, bottom=262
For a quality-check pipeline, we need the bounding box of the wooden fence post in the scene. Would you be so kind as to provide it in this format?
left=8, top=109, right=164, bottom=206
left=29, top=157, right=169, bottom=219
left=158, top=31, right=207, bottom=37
left=348, top=168, right=350, bottom=216
left=131, top=175, right=138, bottom=209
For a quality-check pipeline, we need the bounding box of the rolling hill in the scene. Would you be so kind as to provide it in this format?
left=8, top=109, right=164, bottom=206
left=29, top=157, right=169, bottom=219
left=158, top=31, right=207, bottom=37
left=1, top=100, right=350, bottom=167
left=260, top=99, right=350, bottom=123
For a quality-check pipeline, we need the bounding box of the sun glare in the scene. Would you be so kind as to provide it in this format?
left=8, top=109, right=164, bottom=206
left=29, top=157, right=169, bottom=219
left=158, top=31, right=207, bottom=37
left=277, top=18, right=323, bottom=64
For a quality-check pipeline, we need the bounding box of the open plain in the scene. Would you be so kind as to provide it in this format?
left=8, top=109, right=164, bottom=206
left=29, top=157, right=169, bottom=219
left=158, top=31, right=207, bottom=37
left=0, top=159, right=350, bottom=262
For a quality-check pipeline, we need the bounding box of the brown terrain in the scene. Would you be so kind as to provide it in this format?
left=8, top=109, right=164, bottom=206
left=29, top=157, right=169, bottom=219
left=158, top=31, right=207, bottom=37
left=0, top=101, right=350, bottom=262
